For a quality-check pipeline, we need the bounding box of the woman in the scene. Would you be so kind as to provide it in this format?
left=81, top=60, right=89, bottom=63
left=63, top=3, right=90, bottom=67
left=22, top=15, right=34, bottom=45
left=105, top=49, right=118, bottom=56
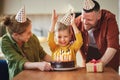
left=1, top=7, right=53, bottom=79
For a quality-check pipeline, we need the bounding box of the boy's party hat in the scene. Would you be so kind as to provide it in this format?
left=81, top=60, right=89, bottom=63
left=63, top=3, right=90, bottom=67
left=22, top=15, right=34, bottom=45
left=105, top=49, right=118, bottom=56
left=15, top=6, right=26, bottom=23
left=60, top=10, right=73, bottom=26
left=83, top=0, right=95, bottom=11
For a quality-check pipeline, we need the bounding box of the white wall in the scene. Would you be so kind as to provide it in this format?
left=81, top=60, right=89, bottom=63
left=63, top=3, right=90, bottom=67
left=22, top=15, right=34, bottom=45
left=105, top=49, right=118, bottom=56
left=3, top=0, right=119, bottom=37
left=119, top=0, right=120, bottom=43
left=3, top=0, right=83, bottom=14
left=28, top=0, right=119, bottom=37
left=119, top=0, right=120, bottom=28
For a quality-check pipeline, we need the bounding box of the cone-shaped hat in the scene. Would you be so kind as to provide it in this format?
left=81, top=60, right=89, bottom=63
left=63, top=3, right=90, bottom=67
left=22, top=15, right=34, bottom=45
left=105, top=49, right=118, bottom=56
left=83, top=0, right=95, bottom=12
left=15, top=6, right=26, bottom=23
left=60, top=10, right=73, bottom=26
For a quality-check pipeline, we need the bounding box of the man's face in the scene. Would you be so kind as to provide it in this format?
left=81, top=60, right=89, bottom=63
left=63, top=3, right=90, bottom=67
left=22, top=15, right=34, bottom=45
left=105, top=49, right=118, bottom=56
left=81, top=11, right=100, bottom=30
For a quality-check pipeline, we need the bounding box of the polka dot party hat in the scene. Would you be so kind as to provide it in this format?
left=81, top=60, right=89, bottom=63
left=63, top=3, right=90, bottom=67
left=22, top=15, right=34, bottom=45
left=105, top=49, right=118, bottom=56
left=60, top=10, right=73, bottom=26
left=15, top=6, right=26, bottom=23
left=83, top=0, right=95, bottom=12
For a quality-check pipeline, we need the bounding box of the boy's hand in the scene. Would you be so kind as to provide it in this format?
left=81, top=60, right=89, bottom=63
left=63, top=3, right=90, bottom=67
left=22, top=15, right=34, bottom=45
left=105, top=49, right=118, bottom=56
left=51, top=10, right=58, bottom=27
left=70, top=13, right=76, bottom=27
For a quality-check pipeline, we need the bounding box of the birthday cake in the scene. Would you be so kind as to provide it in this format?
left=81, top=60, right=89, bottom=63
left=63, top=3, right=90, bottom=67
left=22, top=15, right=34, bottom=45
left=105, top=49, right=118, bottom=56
left=51, top=61, right=75, bottom=68
left=51, top=49, right=75, bottom=68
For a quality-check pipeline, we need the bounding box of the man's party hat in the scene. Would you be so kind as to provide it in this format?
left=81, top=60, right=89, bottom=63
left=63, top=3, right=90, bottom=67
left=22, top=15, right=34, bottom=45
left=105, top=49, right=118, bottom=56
left=83, top=0, right=95, bottom=12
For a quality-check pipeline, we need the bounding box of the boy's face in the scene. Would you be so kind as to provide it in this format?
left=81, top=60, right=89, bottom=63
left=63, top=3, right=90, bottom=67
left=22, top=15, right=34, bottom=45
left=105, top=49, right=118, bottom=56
left=56, top=29, right=71, bottom=47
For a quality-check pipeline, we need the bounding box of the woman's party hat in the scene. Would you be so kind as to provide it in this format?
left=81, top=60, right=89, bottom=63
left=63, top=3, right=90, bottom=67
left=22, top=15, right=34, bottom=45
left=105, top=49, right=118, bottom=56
left=15, top=6, right=26, bottom=23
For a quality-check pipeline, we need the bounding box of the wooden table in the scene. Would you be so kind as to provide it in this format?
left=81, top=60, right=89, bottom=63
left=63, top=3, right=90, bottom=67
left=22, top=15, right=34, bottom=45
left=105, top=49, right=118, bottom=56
left=13, top=67, right=120, bottom=80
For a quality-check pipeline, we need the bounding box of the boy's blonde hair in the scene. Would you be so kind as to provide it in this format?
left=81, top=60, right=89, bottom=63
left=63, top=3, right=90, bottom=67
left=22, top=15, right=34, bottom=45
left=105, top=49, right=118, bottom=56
left=55, top=22, right=71, bottom=34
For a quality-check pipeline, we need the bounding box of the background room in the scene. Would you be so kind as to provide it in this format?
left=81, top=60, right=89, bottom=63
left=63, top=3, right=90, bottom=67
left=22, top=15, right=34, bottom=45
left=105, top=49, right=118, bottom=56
left=0, top=0, right=120, bottom=67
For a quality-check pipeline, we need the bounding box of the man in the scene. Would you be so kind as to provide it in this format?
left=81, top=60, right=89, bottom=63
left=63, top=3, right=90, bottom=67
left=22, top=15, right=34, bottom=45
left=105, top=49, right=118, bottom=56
left=74, top=0, right=119, bottom=72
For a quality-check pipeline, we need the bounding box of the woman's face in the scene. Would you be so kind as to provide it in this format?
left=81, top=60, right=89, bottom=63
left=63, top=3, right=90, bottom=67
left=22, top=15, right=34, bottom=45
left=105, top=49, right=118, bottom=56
left=56, top=29, right=71, bottom=47
left=13, top=23, right=33, bottom=43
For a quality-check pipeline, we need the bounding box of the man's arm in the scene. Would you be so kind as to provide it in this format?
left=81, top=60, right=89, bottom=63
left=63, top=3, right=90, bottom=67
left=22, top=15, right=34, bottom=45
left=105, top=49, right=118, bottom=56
left=100, top=48, right=117, bottom=66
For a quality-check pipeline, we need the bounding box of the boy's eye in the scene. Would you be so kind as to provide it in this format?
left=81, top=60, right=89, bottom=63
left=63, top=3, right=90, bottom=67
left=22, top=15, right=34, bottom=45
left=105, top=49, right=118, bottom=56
left=58, top=36, right=61, bottom=38
left=64, top=36, right=68, bottom=38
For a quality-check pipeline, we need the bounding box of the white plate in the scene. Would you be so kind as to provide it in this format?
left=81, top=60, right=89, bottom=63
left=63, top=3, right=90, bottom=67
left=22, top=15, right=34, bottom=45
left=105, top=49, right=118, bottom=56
left=53, top=66, right=78, bottom=71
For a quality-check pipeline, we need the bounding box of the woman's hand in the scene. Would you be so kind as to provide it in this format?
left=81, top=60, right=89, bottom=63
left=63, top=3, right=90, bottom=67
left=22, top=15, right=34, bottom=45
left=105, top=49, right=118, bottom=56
left=37, top=61, right=53, bottom=71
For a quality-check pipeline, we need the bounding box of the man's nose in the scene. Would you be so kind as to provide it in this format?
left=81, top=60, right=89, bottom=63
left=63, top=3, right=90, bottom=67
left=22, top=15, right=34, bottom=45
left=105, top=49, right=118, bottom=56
left=83, top=19, right=88, bottom=25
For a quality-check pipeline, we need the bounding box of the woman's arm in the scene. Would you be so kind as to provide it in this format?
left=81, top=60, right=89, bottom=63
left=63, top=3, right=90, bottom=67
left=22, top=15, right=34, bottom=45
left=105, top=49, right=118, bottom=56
left=24, top=61, right=53, bottom=71
left=43, top=54, right=53, bottom=62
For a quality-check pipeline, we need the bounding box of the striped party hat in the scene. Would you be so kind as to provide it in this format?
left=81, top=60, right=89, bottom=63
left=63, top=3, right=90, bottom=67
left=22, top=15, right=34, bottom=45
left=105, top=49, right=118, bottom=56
left=15, top=6, right=26, bottom=23
left=83, top=0, right=95, bottom=12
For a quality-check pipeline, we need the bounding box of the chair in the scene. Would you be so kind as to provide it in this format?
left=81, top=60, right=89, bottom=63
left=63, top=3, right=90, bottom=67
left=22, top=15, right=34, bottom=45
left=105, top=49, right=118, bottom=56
left=0, top=60, right=9, bottom=80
